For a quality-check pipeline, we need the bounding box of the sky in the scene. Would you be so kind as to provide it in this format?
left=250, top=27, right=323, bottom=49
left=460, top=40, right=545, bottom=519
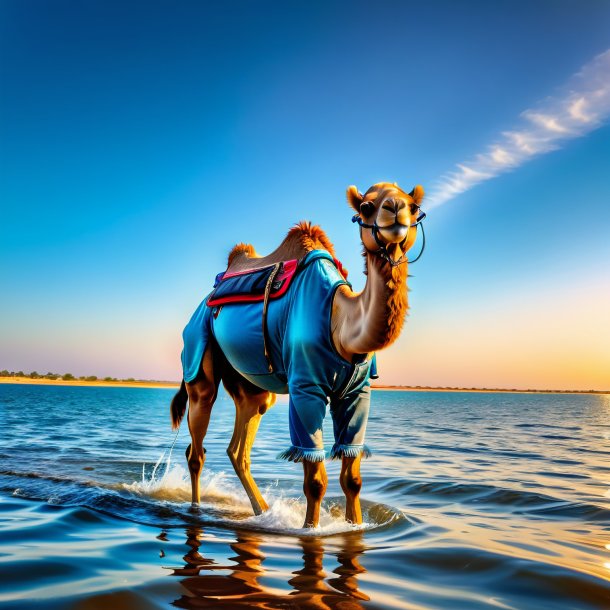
left=1, top=0, right=609, bottom=391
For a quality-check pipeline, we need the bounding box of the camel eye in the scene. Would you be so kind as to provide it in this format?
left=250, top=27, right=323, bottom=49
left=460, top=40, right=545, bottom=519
left=360, top=201, right=375, bottom=217
left=410, top=203, right=419, bottom=215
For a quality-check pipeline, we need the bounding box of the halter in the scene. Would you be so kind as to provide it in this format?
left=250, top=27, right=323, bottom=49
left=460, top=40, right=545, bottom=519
left=352, top=207, right=426, bottom=267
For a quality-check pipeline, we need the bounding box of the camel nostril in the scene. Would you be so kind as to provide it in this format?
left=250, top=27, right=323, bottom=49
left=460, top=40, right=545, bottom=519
left=382, top=200, right=407, bottom=215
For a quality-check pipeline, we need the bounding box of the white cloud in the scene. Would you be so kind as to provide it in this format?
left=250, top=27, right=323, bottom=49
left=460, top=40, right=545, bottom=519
left=490, top=146, right=516, bottom=166
left=426, top=49, right=610, bottom=209
left=522, top=110, right=572, bottom=134
left=568, top=97, right=593, bottom=123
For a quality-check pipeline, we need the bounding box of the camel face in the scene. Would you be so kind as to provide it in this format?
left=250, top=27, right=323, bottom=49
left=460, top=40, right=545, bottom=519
left=347, top=182, right=424, bottom=264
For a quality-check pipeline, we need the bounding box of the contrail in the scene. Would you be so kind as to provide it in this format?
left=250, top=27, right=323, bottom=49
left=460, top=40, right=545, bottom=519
left=426, top=49, right=610, bottom=209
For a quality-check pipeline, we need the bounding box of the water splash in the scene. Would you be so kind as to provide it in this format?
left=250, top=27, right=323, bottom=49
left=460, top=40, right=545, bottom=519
left=120, top=443, right=407, bottom=535
left=240, top=495, right=375, bottom=536
left=123, top=453, right=250, bottom=509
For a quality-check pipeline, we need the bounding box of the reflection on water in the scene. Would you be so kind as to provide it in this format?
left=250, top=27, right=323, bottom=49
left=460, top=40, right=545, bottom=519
left=172, top=529, right=369, bottom=609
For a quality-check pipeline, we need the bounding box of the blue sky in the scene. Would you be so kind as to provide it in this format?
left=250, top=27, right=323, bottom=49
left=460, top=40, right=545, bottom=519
left=1, top=1, right=609, bottom=389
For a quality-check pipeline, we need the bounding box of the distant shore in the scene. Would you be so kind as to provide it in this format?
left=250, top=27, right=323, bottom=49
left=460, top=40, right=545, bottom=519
left=370, top=385, right=609, bottom=396
left=0, top=376, right=178, bottom=389
left=0, top=376, right=607, bottom=395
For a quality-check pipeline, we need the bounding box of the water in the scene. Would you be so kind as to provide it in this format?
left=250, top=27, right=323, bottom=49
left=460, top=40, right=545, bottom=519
left=1, top=383, right=610, bottom=609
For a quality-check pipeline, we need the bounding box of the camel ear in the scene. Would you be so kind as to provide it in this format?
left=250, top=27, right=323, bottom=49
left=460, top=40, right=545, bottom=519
left=409, top=185, right=425, bottom=205
left=346, top=185, right=364, bottom=212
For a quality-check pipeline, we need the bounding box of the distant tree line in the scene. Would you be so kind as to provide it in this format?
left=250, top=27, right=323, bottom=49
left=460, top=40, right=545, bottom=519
left=370, top=384, right=605, bottom=394
left=0, top=370, right=139, bottom=383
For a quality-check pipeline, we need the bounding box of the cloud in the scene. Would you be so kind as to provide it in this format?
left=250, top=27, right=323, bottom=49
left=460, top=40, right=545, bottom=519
left=426, top=49, right=610, bottom=209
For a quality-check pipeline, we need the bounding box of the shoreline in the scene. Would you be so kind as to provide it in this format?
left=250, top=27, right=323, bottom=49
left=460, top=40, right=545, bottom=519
left=0, top=376, right=179, bottom=389
left=370, top=385, right=609, bottom=396
left=0, top=377, right=607, bottom=395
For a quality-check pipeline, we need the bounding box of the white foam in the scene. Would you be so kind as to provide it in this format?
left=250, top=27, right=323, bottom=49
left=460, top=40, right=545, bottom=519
left=124, top=446, right=251, bottom=509
left=123, top=441, right=188, bottom=500
left=125, top=449, right=388, bottom=535
left=241, top=494, right=373, bottom=536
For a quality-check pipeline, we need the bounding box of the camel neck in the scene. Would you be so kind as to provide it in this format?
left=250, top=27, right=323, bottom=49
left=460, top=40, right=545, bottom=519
left=332, top=252, right=408, bottom=360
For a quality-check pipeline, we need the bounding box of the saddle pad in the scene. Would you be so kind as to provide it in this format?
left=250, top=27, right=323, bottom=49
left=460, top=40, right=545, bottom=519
left=206, top=259, right=298, bottom=306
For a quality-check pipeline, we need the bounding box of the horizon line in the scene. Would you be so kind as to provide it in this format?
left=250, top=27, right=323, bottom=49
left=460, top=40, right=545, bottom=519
left=1, top=374, right=607, bottom=395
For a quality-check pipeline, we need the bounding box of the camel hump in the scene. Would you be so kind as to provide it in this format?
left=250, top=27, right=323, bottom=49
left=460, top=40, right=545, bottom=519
left=227, top=243, right=258, bottom=267
left=287, top=221, right=337, bottom=258
left=226, top=221, right=338, bottom=273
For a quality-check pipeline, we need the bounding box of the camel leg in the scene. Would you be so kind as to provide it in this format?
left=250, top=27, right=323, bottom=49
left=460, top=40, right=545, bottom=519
left=226, top=390, right=275, bottom=515
left=221, top=358, right=276, bottom=516
left=303, top=461, right=328, bottom=528
left=185, top=346, right=218, bottom=506
left=340, top=455, right=363, bottom=524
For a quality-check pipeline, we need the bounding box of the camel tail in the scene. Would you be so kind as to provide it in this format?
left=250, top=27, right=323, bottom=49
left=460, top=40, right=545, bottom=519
left=170, top=380, right=188, bottom=430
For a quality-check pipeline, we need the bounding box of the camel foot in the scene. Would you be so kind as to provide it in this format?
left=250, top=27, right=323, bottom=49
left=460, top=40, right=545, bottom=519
left=251, top=499, right=269, bottom=516
left=302, top=521, right=319, bottom=529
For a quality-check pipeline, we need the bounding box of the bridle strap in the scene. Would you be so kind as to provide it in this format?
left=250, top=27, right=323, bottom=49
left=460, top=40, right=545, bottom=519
left=407, top=221, right=425, bottom=264
left=351, top=209, right=426, bottom=267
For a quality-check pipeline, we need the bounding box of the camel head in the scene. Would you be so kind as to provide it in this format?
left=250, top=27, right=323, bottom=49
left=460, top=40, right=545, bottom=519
left=347, top=182, right=425, bottom=266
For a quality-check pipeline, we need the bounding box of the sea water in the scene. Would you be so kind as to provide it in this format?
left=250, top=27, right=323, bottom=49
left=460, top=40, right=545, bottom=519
left=1, top=383, right=610, bottom=608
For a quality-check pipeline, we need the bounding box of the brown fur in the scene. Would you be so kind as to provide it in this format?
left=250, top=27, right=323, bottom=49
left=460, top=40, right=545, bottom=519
left=286, top=221, right=337, bottom=258
left=383, top=262, right=409, bottom=347
left=170, top=379, right=188, bottom=429
left=348, top=253, right=409, bottom=351
left=228, top=243, right=257, bottom=267
left=348, top=182, right=422, bottom=213
left=357, top=228, right=411, bottom=346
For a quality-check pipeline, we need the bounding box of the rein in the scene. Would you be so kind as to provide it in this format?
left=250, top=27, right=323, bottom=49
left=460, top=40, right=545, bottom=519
left=352, top=208, right=426, bottom=267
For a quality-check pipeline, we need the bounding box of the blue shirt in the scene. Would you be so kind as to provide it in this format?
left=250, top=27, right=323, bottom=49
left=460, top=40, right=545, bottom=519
left=181, top=250, right=375, bottom=462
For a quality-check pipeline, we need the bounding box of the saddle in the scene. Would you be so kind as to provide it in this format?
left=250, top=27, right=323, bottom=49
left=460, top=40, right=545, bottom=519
left=206, top=253, right=347, bottom=373
left=207, top=260, right=299, bottom=307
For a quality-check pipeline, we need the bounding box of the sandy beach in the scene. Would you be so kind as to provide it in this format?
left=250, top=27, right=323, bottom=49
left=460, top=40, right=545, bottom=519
left=0, top=376, right=179, bottom=389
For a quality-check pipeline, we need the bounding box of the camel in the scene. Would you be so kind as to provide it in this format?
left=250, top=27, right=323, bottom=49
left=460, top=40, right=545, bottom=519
left=170, top=182, right=425, bottom=528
